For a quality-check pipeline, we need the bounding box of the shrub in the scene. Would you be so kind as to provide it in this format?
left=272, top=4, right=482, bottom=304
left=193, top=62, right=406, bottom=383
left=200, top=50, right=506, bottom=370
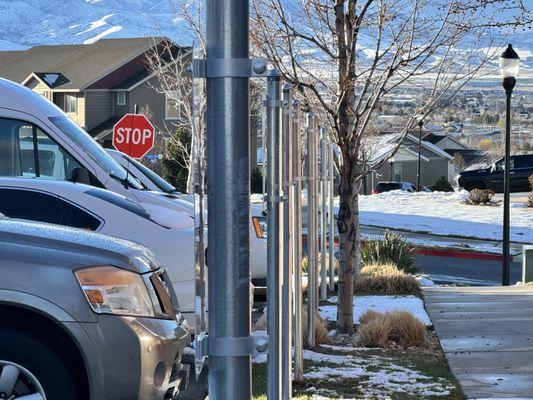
left=468, top=188, right=494, bottom=205
left=433, top=176, right=454, bottom=192
left=527, top=193, right=533, bottom=208
left=251, top=168, right=263, bottom=194
left=253, top=308, right=329, bottom=348
left=162, top=128, right=190, bottom=192
left=360, top=231, right=417, bottom=274
left=358, top=311, right=427, bottom=348
left=354, top=263, right=421, bottom=296
left=529, top=175, right=533, bottom=189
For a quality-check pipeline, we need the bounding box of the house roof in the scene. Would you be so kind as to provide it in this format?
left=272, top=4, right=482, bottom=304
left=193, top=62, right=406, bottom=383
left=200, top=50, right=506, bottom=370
left=0, top=37, right=166, bottom=90
left=423, top=132, right=471, bottom=150
left=367, top=133, right=453, bottom=165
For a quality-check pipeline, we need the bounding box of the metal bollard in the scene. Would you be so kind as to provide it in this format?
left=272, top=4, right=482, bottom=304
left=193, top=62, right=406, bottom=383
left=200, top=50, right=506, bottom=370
left=281, top=83, right=293, bottom=399
left=266, top=70, right=282, bottom=399
left=306, top=112, right=318, bottom=347
left=320, top=127, right=328, bottom=300
left=292, top=99, right=304, bottom=382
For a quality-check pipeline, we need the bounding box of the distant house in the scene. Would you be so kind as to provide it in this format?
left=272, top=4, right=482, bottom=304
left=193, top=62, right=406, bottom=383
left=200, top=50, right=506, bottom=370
left=0, top=37, right=189, bottom=153
left=423, top=132, right=486, bottom=169
left=364, top=133, right=453, bottom=193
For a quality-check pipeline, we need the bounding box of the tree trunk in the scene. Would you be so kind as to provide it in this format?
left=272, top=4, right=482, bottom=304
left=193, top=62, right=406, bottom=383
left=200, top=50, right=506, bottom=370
left=336, top=153, right=359, bottom=334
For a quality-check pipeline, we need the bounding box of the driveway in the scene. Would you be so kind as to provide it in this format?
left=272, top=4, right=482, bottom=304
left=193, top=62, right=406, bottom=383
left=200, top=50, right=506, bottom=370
left=424, top=286, right=533, bottom=399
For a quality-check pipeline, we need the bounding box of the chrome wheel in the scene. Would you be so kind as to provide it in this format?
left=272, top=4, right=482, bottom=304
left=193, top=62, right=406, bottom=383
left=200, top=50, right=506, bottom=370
left=0, top=361, right=45, bottom=400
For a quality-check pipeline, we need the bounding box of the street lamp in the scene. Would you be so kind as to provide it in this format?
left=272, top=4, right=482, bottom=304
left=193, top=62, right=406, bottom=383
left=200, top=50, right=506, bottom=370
left=389, top=157, right=395, bottom=182
left=416, top=119, right=423, bottom=191
left=500, top=43, right=520, bottom=286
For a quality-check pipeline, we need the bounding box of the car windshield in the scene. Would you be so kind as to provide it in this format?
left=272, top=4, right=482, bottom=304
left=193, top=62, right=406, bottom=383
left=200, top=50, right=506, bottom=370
left=49, top=117, right=143, bottom=190
left=376, top=183, right=401, bottom=191
left=121, top=153, right=178, bottom=194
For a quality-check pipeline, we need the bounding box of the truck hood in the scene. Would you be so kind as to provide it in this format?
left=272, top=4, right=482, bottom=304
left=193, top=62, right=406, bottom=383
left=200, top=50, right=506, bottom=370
left=0, top=218, right=159, bottom=273
left=459, top=167, right=491, bottom=177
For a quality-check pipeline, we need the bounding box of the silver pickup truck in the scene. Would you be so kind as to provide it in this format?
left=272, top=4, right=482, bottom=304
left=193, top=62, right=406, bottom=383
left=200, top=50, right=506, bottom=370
left=0, top=217, right=190, bottom=400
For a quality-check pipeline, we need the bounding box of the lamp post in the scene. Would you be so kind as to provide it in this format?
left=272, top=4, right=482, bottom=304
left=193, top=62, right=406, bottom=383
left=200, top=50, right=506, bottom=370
left=416, top=119, right=423, bottom=191
left=500, top=44, right=520, bottom=286
left=389, top=158, right=395, bottom=182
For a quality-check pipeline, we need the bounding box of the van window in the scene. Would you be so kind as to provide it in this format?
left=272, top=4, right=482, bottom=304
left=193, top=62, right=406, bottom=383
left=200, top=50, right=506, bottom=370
left=0, top=188, right=101, bottom=230
left=513, top=155, right=533, bottom=169
left=0, top=117, right=81, bottom=180
left=50, top=117, right=143, bottom=190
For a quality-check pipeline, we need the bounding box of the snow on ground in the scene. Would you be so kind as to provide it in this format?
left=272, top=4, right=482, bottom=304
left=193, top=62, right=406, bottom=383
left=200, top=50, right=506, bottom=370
left=320, top=295, right=432, bottom=326
left=255, top=345, right=454, bottom=398
left=352, top=190, right=533, bottom=243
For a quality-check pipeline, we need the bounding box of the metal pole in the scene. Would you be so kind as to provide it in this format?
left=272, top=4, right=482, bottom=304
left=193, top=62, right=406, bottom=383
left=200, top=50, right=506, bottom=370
left=206, top=0, right=252, bottom=396
left=266, top=70, right=282, bottom=398
left=502, top=77, right=515, bottom=286
left=262, top=96, right=267, bottom=207
left=292, top=99, right=304, bottom=382
left=328, top=141, right=335, bottom=292
left=306, top=112, right=318, bottom=347
left=281, top=83, right=293, bottom=399
left=320, top=127, right=328, bottom=300
left=417, top=120, right=423, bottom=191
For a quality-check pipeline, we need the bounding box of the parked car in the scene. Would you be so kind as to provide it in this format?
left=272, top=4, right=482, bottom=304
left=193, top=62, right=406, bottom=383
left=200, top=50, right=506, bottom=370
left=0, top=178, right=197, bottom=328
left=457, top=155, right=533, bottom=193
left=0, top=217, right=190, bottom=400
left=0, top=77, right=192, bottom=216
left=107, top=148, right=268, bottom=283
left=372, top=181, right=417, bottom=194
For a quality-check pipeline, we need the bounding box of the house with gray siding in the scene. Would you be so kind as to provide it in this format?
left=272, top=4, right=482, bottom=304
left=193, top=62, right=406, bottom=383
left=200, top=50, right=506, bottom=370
left=365, top=132, right=453, bottom=193
left=0, top=37, right=188, bottom=156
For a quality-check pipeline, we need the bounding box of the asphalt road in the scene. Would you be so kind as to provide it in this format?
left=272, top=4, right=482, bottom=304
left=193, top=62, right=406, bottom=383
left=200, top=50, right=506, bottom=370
left=417, top=255, right=522, bottom=286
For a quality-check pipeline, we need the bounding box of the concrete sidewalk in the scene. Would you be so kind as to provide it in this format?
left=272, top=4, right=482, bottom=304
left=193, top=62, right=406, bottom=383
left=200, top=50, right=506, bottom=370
left=424, top=286, right=533, bottom=399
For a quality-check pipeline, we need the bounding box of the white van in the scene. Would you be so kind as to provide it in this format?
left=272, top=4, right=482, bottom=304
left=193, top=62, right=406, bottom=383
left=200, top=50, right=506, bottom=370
left=0, top=78, right=199, bottom=321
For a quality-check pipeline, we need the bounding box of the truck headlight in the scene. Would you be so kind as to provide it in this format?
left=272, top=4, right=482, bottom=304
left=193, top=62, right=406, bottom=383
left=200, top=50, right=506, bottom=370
left=75, top=266, right=156, bottom=317
left=252, top=216, right=267, bottom=239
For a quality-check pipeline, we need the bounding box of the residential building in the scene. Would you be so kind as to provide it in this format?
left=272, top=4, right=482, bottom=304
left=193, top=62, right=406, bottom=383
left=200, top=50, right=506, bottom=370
left=0, top=37, right=189, bottom=164
left=364, top=132, right=453, bottom=193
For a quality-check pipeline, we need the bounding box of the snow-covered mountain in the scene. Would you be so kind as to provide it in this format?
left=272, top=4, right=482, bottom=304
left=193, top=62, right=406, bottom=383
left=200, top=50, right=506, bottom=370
left=0, top=1, right=530, bottom=78
left=0, top=0, right=182, bottom=49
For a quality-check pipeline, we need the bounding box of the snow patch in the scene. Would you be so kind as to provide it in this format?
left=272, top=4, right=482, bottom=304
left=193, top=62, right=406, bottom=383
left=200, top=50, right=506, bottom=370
left=320, top=295, right=432, bottom=326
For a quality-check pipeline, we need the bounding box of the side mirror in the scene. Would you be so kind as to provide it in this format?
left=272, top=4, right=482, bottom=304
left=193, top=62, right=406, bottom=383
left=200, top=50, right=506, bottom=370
left=490, top=164, right=497, bottom=173
left=71, top=167, right=91, bottom=185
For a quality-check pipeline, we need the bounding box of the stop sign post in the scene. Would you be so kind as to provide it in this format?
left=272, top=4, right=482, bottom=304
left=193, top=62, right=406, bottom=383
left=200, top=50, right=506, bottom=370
left=113, top=114, right=155, bottom=159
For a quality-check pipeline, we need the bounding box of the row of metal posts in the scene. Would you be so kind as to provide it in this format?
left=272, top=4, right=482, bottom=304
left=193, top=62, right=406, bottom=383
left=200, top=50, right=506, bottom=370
left=266, top=71, right=336, bottom=398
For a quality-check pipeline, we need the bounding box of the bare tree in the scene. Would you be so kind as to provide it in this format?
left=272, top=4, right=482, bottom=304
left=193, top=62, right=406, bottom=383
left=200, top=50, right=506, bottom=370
left=251, top=0, right=529, bottom=333
left=145, top=1, right=206, bottom=193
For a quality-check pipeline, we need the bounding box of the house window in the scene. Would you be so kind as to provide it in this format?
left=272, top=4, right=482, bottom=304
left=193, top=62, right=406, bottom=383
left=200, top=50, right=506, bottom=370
left=165, top=92, right=180, bottom=120
left=117, top=91, right=126, bottom=106
left=65, top=94, right=77, bottom=114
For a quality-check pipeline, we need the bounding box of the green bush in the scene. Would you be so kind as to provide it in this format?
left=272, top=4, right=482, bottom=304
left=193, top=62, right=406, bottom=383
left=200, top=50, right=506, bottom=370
left=360, top=231, right=417, bottom=274
left=433, top=176, right=453, bottom=192
left=251, top=168, right=263, bottom=194
left=162, top=128, right=190, bottom=192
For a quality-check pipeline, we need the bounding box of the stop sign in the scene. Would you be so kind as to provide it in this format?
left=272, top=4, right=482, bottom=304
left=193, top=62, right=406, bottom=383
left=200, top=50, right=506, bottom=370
left=113, top=114, right=155, bottom=159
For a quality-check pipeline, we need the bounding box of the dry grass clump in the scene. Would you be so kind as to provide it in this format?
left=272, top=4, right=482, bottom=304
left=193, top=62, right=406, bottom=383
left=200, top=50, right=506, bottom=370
left=468, top=188, right=495, bottom=205
left=527, top=176, right=533, bottom=208
left=253, top=308, right=329, bottom=348
left=354, top=262, right=421, bottom=296
left=358, top=310, right=427, bottom=348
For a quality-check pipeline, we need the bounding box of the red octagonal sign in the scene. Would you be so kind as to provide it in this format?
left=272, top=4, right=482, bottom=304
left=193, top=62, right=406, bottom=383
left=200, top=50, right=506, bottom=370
left=113, top=114, right=155, bottom=159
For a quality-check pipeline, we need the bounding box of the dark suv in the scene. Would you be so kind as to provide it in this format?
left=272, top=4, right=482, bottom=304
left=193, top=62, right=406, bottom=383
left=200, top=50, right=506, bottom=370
left=458, top=154, right=533, bottom=193
left=372, top=182, right=417, bottom=194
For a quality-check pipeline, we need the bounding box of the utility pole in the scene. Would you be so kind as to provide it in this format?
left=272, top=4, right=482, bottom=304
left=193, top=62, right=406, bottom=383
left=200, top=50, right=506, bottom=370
left=202, top=1, right=267, bottom=398
left=292, top=99, right=304, bottom=382
left=306, top=112, right=318, bottom=347
left=320, top=127, right=328, bottom=300
left=266, top=70, right=282, bottom=398
left=416, top=119, right=423, bottom=191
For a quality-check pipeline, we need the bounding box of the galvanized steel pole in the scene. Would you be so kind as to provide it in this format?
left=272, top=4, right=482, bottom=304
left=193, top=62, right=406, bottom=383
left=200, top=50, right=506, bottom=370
left=306, top=112, right=318, bottom=347
left=281, top=83, right=293, bottom=399
left=266, top=70, right=282, bottom=398
left=320, top=127, right=328, bottom=300
left=292, top=99, right=304, bottom=382
left=328, top=141, right=335, bottom=292
left=206, top=0, right=252, bottom=397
